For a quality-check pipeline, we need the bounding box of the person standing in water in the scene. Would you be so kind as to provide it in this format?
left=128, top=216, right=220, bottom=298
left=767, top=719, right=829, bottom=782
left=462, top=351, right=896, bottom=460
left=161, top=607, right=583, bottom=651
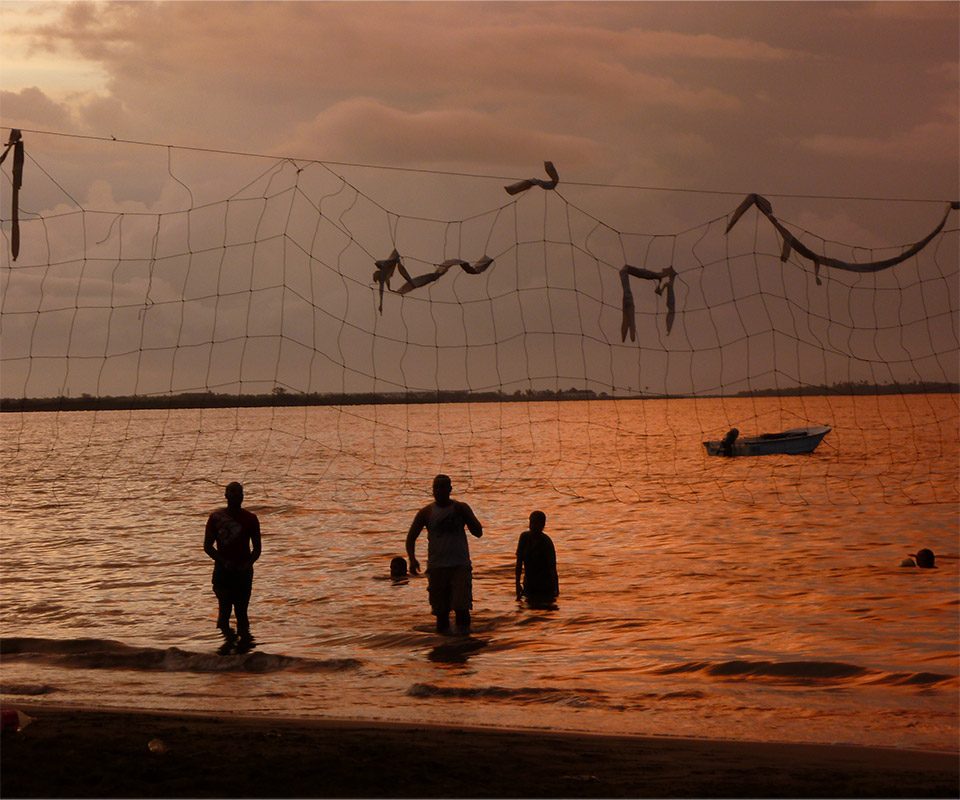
left=515, top=510, right=559, bottom=605
left=406, top=474, right=483, bottom=633
left=204, top=481, right=261, bottom=641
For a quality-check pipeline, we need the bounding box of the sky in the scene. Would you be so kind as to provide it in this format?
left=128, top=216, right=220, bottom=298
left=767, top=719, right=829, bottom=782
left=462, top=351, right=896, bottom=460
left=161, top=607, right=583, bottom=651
left=1, top=1, right=957, bottom=199
left=0, top=1, right=958, bottom=399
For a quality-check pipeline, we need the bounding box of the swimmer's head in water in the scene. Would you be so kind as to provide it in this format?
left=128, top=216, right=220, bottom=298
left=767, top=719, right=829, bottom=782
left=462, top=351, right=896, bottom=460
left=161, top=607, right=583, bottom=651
left=390, top=556, right=408, bottom=578
left=225, top=482, right=244, bottom=505
left=910, top=548, right=935, bottom=568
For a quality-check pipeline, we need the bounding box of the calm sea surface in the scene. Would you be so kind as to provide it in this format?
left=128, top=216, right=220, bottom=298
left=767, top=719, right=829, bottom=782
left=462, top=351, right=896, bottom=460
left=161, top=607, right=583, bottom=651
left=1, top=397, right=957, bottom=752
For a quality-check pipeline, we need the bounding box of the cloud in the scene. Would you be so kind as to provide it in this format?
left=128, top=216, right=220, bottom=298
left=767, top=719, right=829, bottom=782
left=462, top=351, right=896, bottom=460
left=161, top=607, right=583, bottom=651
left=0, top=86, right=73, bottom=129
left=279, top=98, right=608, bottom=168
left=77, top=94, right=126, bottom=134
left=0, top=85, right=129, bottom=140
left=791, top=208, right=903, bottom=251
left=831, top=2, right=960, bottom=22
left=798, top=120, right=959, bottom=164
left=927, top=61, right=960, bottom=82
left=21, top=3, right=747, bottom=122
left=613, top=28, right=800, bottom=62
left=3, top=1, right=956, bottom=230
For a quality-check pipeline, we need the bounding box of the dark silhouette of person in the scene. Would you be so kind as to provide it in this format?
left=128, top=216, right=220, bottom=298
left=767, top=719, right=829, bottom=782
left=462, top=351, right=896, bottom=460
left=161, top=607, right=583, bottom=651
left=390, top=556, right=409, bottom=580
left=900, top=548, right=937, bottom=568
left=406, top=474, right=483, bottom=634
left=721, top=428, right=739, bottom=457
left=515, top=511, right=559, bottom=605
left=204, top=482, right=261, bottom=641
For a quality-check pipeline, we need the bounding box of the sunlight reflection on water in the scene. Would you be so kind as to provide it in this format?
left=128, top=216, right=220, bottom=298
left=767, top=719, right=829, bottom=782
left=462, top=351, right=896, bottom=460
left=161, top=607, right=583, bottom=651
left=1, top=396, right=957, bottom=751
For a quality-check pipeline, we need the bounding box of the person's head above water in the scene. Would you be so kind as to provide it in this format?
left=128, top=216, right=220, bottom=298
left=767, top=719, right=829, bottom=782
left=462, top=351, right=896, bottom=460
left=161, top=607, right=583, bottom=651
left=390, top=556, right=408, bottom=578
left=432, top=474, right=452, bottom=505
left=225, top=481, right=244, bottom=508
left=529, top=510, right=546, bottom=534
left=911, top=548, right=936, bottom=569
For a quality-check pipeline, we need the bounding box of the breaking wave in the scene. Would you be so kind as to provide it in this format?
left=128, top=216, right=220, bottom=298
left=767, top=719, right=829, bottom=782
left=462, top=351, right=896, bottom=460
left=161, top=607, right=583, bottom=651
left=654, top=658, right=957, bottom=687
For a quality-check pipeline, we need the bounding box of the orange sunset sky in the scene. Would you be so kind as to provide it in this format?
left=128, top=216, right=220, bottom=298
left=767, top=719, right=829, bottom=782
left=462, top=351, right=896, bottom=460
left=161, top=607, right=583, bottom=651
left=2, top=1, right=956, bottom=211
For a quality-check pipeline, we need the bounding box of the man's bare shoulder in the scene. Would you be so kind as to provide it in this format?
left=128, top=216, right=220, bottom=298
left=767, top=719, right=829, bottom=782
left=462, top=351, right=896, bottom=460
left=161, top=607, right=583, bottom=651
left=210, top=507, right=259, bottom=522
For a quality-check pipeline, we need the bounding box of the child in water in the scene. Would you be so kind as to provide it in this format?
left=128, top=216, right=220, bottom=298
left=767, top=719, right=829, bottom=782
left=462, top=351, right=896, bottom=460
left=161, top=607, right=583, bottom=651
left=515, top=510, right=559, bottom=605
left=390, top=556, right=409, bottom=581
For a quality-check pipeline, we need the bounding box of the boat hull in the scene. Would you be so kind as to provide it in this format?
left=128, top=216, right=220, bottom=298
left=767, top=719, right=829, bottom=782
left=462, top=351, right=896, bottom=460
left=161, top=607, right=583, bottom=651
left=704, top=425, right=831, bottom=457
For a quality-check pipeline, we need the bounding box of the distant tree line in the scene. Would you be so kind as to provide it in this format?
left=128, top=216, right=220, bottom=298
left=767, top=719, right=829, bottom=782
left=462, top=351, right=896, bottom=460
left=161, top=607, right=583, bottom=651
left=733, top=380, right=959, bottom=397
left=1, top=381, right=956, bottom=413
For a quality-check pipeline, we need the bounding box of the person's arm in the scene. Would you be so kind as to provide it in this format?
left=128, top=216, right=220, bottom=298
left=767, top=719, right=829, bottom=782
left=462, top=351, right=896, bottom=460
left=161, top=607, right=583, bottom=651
left=550, top=538, right=559, bottom=597
left=406, top=508, right=426, bottom=574
left=246, top=515, right=262, bottom=570
left=459, top=502, right=483, bottom=538
left=203, top=515, right=220, bottom=564
left=515, top=533, right=526, bottom=599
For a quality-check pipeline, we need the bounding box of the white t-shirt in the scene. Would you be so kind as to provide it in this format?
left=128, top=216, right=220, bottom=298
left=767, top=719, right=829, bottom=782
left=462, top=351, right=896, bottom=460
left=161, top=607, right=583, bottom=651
left=425, top=501, right=476, bottom=569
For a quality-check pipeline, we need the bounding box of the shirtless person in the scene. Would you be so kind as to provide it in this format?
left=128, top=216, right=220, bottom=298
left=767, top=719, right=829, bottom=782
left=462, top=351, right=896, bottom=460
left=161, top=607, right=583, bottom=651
left=406, top=474, right=483, bottom=633
left=204, top=481, right=261, bottom=640
left=515, top=510, right=559, bottom=605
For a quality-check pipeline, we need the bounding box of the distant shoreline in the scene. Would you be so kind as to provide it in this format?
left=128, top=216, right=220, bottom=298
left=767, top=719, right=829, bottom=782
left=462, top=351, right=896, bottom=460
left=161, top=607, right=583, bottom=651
left=1, top=383, right=957, bottom=413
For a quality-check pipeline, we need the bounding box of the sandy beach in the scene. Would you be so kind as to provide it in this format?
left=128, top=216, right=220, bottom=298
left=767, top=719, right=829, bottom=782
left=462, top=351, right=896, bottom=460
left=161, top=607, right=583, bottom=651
left=1, top=704, right=956, bottom=798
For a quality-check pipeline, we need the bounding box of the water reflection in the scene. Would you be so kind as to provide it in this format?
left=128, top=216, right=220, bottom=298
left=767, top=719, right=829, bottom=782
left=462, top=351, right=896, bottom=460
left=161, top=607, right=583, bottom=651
left=427, top=635, right=488, bottom=664
left=0, top=397, right=957, bottom=751
left=217, top=628, right=257, bottom=656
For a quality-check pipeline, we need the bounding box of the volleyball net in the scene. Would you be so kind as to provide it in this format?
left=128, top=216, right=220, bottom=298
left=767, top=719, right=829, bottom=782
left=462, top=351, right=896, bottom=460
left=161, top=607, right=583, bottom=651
left=1, top=130, right=957, bottom=505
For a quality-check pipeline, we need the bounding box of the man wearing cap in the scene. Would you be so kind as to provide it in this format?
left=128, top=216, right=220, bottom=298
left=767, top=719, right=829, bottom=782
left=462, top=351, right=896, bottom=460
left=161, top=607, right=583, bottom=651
left=204, top=482, right=261, bottom=640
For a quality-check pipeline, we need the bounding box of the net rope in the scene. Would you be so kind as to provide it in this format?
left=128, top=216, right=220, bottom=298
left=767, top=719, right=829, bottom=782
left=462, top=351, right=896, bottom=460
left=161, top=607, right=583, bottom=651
left=1, top=132, right=957, bottom=506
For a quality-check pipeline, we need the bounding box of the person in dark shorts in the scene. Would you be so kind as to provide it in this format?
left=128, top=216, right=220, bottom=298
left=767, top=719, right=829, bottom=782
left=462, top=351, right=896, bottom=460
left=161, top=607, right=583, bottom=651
left=515, top=510, right=559, bottom=605
left=204, top=482, right=261, bottom=641
left=406, top=474, right=483, bottom=633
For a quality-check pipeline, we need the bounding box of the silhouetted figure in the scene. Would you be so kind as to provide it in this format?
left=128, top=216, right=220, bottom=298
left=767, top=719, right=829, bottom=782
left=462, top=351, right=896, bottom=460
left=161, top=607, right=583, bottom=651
left=390, top=556, right=409, bottom=580
left=204, top=482, right=261, bottom=642
left=515, top=511, right=559, bottom=605
left=406, top=474, right=483, bottom=634
left=900, top=548, right=936, bottom=568
left=721, top=428, right=739, bottom=457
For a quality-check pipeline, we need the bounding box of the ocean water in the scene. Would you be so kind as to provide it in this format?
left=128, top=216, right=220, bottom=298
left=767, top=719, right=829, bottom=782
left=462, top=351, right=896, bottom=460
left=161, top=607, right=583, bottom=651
left=1, top=397, right=957, bottom=752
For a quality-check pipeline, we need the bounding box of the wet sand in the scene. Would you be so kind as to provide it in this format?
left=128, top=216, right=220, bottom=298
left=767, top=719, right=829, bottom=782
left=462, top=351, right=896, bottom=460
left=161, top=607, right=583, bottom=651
left=1, top=704, right=957, bottom=798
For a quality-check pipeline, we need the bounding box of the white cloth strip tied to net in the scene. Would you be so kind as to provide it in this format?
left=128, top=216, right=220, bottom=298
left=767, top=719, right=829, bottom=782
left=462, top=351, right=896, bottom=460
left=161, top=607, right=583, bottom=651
left=504, top=161, right=559, bottom=195
left=725, top=193, right=960, bottom=284
left=372, top=251, right=495, bottom=311
left=618, top=194, right=959, bottom=344
left=619, top=265, right=677, bottom=342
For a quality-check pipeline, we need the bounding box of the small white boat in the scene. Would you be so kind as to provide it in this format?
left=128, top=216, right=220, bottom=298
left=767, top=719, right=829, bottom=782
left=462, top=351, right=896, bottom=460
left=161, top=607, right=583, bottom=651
left=704, top=424, right=831, bottom=457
